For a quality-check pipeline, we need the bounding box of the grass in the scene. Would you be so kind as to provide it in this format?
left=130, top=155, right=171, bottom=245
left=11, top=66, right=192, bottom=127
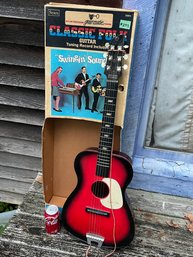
left=0, top=202, right=17, bottom=213
left=0, top=202, right=18, bottom=235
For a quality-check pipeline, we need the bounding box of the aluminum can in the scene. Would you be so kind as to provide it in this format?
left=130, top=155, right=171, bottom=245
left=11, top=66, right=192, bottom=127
left=45, top=205, right=60, bottom=234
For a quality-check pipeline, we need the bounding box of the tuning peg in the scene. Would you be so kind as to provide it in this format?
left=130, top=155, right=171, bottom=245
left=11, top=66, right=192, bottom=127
left=122, top=64, right=128, bottom=70
left=123, top=45, right=129, bottom=49
left=103, top=53, right=107, bottom=58
left=123, top=54, right=128, bottom=60
left=106, top=65, right=111, bottom=70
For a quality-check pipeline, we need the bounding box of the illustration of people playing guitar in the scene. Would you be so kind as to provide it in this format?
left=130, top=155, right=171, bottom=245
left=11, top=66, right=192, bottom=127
left=75, top=66, right=92, bottom=110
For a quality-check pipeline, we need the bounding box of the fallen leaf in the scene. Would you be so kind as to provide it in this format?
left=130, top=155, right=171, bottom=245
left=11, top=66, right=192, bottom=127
left=187, top=222, right=193, bottom=233
left=185, top=213, right=193, bottom=223
left=166, top=220, right=180, bottom=228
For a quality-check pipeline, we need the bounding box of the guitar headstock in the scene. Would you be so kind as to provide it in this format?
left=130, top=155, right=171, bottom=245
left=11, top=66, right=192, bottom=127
left=104, top=35, right=127, bottom=80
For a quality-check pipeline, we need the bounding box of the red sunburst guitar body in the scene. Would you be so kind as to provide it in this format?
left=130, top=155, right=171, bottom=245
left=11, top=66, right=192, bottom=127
left=62, top=35, right=135, bottom=248
left=62, top=148, right=135, bottom=247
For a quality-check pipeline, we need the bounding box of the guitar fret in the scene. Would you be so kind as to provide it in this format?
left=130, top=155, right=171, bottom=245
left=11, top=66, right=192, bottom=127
left=100, top=142, right=112, bottom=145
left=103, top=123, right=113, bottom=127
left=96, top=78, right=119, bottom=177
left=104, top=105, right=116, bottom=109
left=100, top=145, right=110, bottom=149
left=105, top=95, right=117, bottom=99
left=102, top=119, right=115, bottom=124
left=107, top=79, right=118, bottom=83
left=101, top=131, right=113, bottom=135
left=97, top=162, right=110, bottom=168
left=103, top=109, right=115, bottom=112
left=101, top=128, right=113, bottom=133
left=102, top=121, right=114, bottom=125
left=101, top=130, right=113, bottom=133
left=100, top=136, right=113, bottom=140
left=103, top=114, right=115, bottom=117
left=99, top=144, right=111, bottom=148
left=105, top=89, right=118, bottom=93
left=98, top=156, right=110, bottom=162
left=97, top=158, right=110, bottom=163
left=103, top=112, right=115, bottom=116
left=100, top=137, right=113, bottom=142
left=104, top=104, right=116, bottom=108
left=99, top=148, right=111, bottom=154
left=100, top=138, right=113, bottom=141
left=101, top=135, right=112, bottom=140
left=103, top=109, right=115, bottom=113
left=103, top=116, right=114, bottom=120
left=98, top=150, right=111, bottom=155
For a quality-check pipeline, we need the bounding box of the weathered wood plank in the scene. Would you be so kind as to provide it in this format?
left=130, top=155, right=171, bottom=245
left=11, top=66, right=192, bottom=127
left=0, top=121, right=41, bottom=142
left=1, top=178, right=193, bottom=256
left=0, top=137, right=41, bottom=158
left=0, top=152, right=41, bottom=171
left=0, top=43, right=44, bottom=68
left=1, top=238, right=191, bottom=257
left=0, top=179, right=33, bottom=195
left=2, top=210, right=193, bottom=257
left=0, top=191, right=24, bottom=205
left=20, top=177, right=193, bottom=219
left=0, top=18, right=43, bottom=47
left=0, top=105, right=44, bottom=126
left=0, top=85, right=44, bottom=110
left=0, top=168, right=39, bottom=205
left=0, top=0, right=47, bottom=21
left=0, top=0, right=122, bottom=21
left=0, top=65, right=44, bottom=90
left=128, top=188, right=193, bottom=219
left=0, top=165, right=37, bottom=183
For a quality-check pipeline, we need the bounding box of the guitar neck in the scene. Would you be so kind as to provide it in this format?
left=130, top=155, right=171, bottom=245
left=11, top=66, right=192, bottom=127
left=96, top=79, right=119, bottom=177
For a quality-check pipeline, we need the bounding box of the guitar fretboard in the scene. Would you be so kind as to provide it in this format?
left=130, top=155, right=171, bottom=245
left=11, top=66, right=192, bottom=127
left=96, top=79, right=119, bottom=177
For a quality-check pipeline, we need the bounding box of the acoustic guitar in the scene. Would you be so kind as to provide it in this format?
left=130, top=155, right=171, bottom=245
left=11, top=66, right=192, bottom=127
left=62, top=35, right=135, bottom=248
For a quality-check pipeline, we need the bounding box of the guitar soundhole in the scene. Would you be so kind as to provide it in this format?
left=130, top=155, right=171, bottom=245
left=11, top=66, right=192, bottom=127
left=91, top=181, right=109, bottom=198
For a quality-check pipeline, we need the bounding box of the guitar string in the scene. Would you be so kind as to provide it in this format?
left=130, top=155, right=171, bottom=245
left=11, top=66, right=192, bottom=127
left=104, top=80, right=118, bottom=256
left=98, top=82, right=116, bottom=240
left=90, top=67, right=110, bottom=239
left=99, top=80, right=118, bottom=249
left=86, top=83, right=117, bottom=257
left=98, top=68, right=119, bottom=246
left=87, top=48, right=121, bottom=252
left=88, top=82, right=116, bottom=244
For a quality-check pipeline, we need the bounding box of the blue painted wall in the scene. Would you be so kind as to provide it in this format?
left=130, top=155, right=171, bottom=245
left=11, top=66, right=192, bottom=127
left=122, top=0, right=193, bottom=198
left=122, top=0, right=159, bottom=156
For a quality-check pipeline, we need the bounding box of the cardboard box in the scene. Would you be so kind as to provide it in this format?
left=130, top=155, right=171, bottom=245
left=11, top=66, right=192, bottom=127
left=43, top=118, right=121, bottom=208
left=43, top=3, right=138, bottom=209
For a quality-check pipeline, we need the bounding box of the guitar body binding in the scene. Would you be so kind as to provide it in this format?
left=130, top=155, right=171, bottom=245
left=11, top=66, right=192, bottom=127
left=62, top=148, right=135, bottom=248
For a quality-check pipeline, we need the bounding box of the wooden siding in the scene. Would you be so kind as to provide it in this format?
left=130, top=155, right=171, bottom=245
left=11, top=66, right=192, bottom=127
left=0, top=13, right=44, bottom=203
left=0, top=0, right=122, bottom=204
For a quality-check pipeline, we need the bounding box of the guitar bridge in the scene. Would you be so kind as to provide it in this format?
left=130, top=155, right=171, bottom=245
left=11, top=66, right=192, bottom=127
left=86, top=233, right=104, bottom=248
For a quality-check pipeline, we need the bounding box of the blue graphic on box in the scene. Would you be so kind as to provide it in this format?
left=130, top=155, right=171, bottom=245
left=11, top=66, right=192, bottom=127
left=51, top=48, right=107, bottom=120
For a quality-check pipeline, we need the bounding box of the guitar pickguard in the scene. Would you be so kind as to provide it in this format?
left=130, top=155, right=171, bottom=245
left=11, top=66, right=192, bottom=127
left=100, top=178, right=123, bottom=209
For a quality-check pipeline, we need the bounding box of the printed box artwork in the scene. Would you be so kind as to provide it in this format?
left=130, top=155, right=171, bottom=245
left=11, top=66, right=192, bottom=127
left=45, top=3, right=138, bottom=126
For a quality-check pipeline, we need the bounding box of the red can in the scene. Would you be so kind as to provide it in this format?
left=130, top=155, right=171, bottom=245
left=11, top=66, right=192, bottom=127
left=44, top=205, right=60, bottom=234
